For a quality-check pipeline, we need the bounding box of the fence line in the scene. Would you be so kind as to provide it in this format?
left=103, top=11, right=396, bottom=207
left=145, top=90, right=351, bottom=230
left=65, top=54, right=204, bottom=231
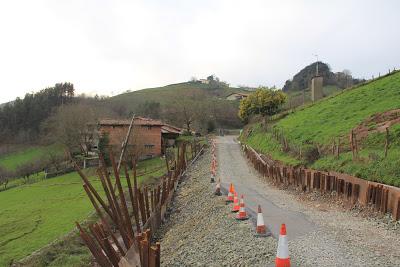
left=243, top=144, right=400, bottom=221
left=75, top=140, right=204, bottom=267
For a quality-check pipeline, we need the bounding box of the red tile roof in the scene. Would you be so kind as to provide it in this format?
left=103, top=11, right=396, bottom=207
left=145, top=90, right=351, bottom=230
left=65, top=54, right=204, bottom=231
left=98, top=117, right=163, bottom=126
left=161, top=124, right=183, bottom=134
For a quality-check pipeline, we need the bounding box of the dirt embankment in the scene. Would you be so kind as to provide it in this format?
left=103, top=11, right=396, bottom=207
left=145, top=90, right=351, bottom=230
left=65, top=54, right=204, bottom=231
left=353, top=108, right=400, bottom=140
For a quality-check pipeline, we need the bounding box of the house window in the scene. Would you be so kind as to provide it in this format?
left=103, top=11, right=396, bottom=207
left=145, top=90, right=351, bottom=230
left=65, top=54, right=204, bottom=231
left=144, top=144, right=155, bottom=149
left=141, top=125, right=152, bottom=130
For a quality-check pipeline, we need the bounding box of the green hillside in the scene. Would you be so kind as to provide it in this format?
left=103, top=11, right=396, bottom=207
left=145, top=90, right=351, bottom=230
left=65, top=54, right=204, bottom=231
left=107, top=81, right=247, bottom=130
left=110, top=81, right=246, bottom=107
left=242, top=71, right=400, bottom=186
left=0, top=157, right=165, bottom=266
left=278, top=71, right=400, bottom=144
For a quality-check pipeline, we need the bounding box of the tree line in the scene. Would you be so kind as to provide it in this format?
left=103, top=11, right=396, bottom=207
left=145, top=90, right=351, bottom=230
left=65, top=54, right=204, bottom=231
left=0, top=151, right=67, bottom=190
left=0, top=83, right=75, bottom=143
left=283, top=62, right=365, bottom=92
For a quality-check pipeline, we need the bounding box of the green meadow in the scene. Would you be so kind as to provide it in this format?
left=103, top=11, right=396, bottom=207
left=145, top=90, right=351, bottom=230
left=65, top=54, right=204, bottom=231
left=0, top=157, right=166, bottom=266
left=0, top=145, right=62, bottom=171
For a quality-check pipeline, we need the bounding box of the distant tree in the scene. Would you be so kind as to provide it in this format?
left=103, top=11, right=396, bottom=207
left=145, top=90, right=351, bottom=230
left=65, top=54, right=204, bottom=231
left=45, top=151, right=66, bottom=172
left=0, top=166, right=12, bottom=190
left=98, top=133, right=111, bottom=165
left=15, top=162, right=36, bottom=183
left=282, top=62, right=333, bottom=92
left=41, top=103, right=96, bottom=155
left=238, top=88, right=287, bottom=121
left=138, top=101, right=161, bottom=119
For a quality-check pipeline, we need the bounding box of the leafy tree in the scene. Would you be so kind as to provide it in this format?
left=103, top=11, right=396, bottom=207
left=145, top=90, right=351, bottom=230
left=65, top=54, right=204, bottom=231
left=98, top=133, right=111, bottom=165
left=238, top=88, right=287, bottom=121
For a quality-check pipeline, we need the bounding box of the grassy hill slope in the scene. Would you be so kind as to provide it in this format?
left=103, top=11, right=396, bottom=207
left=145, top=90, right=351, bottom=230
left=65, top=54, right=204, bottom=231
left=110, top=81, right=246, bottom=107
left=278, top=71, right=400, bottom=145
left=0, top=157, right=165, bottom=266
left=242, top=71, right=400, bottom=186
left=107, top=81, right=247, bottom=130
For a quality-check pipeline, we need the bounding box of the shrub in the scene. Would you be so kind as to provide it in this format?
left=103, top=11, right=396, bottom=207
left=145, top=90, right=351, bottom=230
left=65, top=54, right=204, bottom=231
left=302, top=144, right=320, bottom=163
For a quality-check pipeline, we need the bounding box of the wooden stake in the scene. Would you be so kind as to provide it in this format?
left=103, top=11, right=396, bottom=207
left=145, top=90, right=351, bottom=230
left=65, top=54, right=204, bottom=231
left=384, top=127, right=389, bottom=158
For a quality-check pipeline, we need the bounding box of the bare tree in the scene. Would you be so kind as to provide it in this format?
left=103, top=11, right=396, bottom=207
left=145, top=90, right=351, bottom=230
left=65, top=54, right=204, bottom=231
left=0, top=166, right=12, bottom=190
left=41, top=103, right=97, bottom=155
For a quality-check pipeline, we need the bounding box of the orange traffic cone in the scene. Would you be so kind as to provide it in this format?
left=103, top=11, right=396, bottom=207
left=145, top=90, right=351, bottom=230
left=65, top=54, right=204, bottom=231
left=215, top=179, right=222, bottom=196
left=210, top=161, right=215, bottom=183
left=226, top=183, right=235, bottom=203
left=231, top=192, right=240, bottom=212
left=255, top=205, right=268, bottom=236
left=275, top=224, right=290, bottom=267
left=235, top=195, right=249, bottom=220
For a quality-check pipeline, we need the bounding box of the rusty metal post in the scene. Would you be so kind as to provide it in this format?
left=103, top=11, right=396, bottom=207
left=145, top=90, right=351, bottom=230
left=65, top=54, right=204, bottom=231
left=76, top=222, right=112, bottom=267
left=124, top=164, right=141, bottom=233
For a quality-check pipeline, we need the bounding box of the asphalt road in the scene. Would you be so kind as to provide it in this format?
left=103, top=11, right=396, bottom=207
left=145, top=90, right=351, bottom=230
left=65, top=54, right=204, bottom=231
left=216, top=135, right=315, bottom=239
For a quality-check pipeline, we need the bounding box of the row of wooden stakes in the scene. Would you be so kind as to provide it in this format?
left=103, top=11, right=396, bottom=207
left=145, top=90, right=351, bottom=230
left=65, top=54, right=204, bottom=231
left=244, top=144, right=400, bottom=221
left=74, top=142, right=201, bottom=267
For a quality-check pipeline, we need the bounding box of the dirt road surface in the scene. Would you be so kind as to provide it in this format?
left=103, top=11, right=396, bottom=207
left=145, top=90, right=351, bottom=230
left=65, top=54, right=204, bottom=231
left=217, top=135, right=400, bottom=266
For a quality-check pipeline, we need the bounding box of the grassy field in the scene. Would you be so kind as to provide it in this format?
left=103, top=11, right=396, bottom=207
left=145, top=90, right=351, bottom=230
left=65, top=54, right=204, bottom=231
left=0, top=145, right=62, bottom=171
left=0, top=157, right=166, bottom=266
left=241, top=71, right=400, bottom=186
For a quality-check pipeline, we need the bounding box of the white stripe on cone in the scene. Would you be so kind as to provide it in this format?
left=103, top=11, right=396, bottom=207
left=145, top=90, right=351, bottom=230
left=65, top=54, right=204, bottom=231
left=257, top=212, right=264, bottom=227
left=239, top=205, right=245, bottom=213
left=276, top=234, right=289, bottom=259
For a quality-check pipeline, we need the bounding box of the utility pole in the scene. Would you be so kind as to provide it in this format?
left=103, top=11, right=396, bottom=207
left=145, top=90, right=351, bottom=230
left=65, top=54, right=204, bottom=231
left=313, top=54, right=319, bottom=76
left=117, top=114, right=135, bottom=172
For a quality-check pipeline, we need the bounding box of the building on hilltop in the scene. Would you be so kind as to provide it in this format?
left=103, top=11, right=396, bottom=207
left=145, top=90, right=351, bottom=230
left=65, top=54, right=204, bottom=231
left=199, top=79, right=210, bottom=84
left=226, top=92, right=249, bottom=101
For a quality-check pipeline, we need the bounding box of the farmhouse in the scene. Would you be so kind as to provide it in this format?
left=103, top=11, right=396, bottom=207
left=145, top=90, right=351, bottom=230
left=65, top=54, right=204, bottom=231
left=96, top=117, right=184, bottom=159
left=98, top=117, right=163, bottom=158
left=226, top=92, right=249, bottom=101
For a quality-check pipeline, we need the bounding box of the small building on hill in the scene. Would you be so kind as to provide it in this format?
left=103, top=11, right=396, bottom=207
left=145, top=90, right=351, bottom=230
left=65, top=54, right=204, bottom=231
left=226, top=92, right=249, bottom=101
left=199, top=79, right=210, bottom=84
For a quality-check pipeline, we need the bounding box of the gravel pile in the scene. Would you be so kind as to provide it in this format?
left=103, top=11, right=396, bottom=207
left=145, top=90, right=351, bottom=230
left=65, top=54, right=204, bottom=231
left=154, top=149, right=277, bottom=266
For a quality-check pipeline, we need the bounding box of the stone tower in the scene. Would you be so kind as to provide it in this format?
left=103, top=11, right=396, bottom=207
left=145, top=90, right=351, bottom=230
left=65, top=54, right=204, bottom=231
left=311, top=76, right=323, bottom=102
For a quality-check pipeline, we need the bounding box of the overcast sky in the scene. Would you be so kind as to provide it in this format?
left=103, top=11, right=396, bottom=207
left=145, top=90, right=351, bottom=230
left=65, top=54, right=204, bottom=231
left=0, top=0, right=399, bottom=103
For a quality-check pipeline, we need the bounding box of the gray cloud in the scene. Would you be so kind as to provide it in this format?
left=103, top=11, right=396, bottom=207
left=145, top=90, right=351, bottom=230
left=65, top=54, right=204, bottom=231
left=0, top=0, right=399, bottom=103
